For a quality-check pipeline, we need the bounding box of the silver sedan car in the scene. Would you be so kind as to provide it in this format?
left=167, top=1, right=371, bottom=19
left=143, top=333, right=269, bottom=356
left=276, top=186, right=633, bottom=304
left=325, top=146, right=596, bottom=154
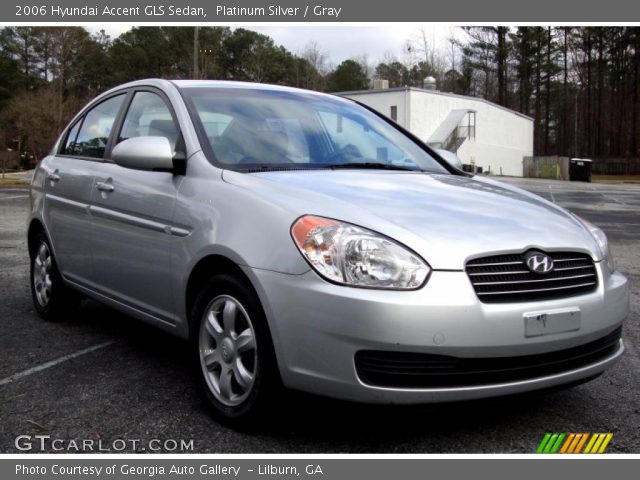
left=28, top=79, right=629, bottom=424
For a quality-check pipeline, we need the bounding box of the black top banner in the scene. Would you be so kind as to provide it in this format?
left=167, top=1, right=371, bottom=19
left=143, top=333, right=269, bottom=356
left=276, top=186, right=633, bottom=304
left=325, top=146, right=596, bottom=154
left=4, top=0, right=640, bottom=22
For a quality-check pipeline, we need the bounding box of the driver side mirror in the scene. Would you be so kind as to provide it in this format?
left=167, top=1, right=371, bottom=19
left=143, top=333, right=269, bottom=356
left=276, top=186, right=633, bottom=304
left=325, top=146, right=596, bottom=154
left=111, top=136, right=175, bottom=171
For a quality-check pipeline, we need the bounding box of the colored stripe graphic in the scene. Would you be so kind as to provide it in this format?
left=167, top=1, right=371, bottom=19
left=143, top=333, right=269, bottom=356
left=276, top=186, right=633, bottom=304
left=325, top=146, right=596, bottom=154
left=537, top=433, right=613, bottom=454
left=597, top=433, right=613, bottom=453
left=591, top=434, right=606, bottom=453
left=573, top=433, right=589, bottom=453
left=584, top=433, right=598, bottom=453
left=550, top=433, right=566, bottom=453
left=537, top=433, right=552, bottom=453
left=544, top=433, right=559, bottom=453
left=560, top=433, right=575, bottom=453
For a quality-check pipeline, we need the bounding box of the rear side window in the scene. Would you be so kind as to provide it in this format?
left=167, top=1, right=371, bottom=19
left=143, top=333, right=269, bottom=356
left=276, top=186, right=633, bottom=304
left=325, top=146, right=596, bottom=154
left=119, top=91, right=179, bottom=150
left=72, top=94, right=126, bottom=159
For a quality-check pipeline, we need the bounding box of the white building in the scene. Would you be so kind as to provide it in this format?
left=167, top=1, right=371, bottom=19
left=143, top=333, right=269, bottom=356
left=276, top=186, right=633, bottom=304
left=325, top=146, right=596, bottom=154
left=340, top=86, right=534, bottom=177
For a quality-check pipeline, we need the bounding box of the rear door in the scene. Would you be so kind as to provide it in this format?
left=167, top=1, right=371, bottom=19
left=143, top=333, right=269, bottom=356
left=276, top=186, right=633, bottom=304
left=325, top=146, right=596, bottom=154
left=88, top=88, right=184, bottom=323
left=43, top=93, right=127, bottom=286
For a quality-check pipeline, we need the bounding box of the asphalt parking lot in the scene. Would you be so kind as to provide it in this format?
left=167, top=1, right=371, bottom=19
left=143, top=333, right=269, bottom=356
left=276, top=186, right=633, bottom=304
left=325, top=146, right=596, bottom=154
left=0, top=177, right=638, bottom=453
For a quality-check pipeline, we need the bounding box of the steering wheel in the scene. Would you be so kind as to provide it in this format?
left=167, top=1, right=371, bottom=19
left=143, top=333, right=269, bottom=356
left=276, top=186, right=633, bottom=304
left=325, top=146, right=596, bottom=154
left=321, top=144, right=362, bottom=164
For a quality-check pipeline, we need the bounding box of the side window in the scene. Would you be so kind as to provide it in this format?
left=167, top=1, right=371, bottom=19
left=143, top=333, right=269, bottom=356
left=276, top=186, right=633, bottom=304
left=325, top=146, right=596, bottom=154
left=60, top=119, right=82, bottom=155
left=119, top=91, right=179, bottom=150
left=74, top=94, right=126, bottom=159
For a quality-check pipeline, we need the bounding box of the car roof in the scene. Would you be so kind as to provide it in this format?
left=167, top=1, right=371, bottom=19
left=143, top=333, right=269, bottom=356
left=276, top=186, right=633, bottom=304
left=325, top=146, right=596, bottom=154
left=102, top=78, right=343, bottom=102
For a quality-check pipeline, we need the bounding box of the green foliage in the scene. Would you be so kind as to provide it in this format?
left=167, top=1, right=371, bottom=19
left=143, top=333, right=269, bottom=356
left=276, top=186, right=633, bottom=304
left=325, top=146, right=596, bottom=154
left=326, top=59, right=369, bottom=92
left=220, top=28, right=294, bottom=83
left=0, top=48, right=21, bottom=109
left=375, top=61, right=408, bottom=88
left=108, top=27, right=177, bottom=82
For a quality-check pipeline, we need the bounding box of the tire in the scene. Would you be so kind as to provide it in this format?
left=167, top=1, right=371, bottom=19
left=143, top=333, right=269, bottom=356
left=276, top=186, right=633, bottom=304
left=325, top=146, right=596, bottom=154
left=191, top=273, right=281, bottom=426
left=29, top=231, right=80, bottom=321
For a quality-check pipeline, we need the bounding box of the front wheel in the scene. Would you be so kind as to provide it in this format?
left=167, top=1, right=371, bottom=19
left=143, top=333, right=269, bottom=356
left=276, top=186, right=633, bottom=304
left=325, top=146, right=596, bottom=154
left=192, top=274, right=281, bottom=426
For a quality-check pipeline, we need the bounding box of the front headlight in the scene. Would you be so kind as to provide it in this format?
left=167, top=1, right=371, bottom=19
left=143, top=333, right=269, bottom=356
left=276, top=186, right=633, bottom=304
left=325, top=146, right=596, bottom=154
left=291, top=215, right=430, bottom=289
left=573, top=214, right=615, bottom=272
left=589, top=225, right=615, bottom=273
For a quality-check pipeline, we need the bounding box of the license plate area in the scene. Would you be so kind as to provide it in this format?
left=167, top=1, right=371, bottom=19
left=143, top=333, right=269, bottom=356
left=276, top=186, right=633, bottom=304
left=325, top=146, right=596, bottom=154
left=524, top=307, right=581, bottom=337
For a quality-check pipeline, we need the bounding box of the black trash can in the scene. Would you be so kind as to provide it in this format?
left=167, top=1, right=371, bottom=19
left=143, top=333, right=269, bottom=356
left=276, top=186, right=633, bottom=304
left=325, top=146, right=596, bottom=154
left=462, top=164, right=483, bottom=174
left=569, top=158, right=592, bottom=182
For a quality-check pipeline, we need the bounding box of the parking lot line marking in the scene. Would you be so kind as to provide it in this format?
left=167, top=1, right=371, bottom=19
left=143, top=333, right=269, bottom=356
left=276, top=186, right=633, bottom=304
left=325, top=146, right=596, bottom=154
left=0, top=340, right=116, bottom=387
left=0, top=195, right=28, bottom=201
left=602, top=194, right=627, bottom=206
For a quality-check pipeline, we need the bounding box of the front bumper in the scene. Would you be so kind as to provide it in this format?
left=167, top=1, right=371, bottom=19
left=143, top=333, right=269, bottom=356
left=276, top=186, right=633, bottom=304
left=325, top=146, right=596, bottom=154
left=247, top=262, right=629, bottom=403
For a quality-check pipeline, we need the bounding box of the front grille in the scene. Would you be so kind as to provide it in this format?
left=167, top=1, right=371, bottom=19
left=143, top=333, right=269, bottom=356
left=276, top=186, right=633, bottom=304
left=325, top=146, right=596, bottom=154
left=355, top=327, right=622, bottom=388
left=466, top=251, right=598, bottom=303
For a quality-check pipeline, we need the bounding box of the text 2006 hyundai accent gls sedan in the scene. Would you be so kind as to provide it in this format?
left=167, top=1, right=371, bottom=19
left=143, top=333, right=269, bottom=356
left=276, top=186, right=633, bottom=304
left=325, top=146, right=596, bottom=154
left=28, top=79, right=628, bottom=424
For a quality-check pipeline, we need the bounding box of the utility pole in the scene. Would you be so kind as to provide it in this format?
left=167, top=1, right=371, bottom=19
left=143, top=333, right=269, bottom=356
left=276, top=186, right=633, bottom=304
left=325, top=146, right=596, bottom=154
left=193, top=27, right=199, bottom=79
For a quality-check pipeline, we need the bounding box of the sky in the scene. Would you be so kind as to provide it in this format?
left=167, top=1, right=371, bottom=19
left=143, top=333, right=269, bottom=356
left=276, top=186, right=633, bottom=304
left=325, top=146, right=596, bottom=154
left=89, top=24, right=462, bottom=67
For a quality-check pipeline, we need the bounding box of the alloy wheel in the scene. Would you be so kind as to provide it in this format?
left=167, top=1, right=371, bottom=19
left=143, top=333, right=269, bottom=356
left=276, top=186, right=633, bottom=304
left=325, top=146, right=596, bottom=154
left=199, top=295, right=258, bottom=406
left=33, top=242, right=53, bottom=307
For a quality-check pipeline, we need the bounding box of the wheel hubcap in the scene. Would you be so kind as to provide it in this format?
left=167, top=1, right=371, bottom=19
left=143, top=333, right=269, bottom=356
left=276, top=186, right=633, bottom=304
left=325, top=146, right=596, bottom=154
left=220, top=338, right=235, bottom=363
left=33, top=243, right=52, bottom=307
left=199, top=295, right=257, bottom=407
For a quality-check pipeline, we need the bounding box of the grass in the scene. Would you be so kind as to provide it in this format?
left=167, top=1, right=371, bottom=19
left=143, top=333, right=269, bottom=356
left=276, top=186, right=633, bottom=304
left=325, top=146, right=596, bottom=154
left=591, top=174, right=640, bottom=184
left=0, top=177, right=29, bottom=187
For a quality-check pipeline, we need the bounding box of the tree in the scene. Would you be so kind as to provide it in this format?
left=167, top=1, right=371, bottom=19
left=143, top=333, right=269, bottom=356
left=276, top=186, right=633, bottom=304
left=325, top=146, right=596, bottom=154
left=0, top=38, right=21, bottom=110
left=460, top=27, right=510, bottom=106
left=0, top=27, right=40, bottom=90
left=299, top=41, right=328, bottom=90
left=511, top=27, right=533, bottom=115
left=108, top=27, right=176, bottom=82
left=374, top=60, right=409, bottom=88
left=0, top=86, right=67, bottom=159
left=221, top=28, right=296, bottom=84
left=409, top=28, right=445, bottom=76
left=326, top=59, right=369, bottom=92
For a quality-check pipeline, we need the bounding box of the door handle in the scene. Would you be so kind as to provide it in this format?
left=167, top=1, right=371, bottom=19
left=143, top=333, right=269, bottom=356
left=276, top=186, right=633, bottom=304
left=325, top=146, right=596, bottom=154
left=96, top=181, right=114, bottom=193
left=47, top=173, right=60, bottom=182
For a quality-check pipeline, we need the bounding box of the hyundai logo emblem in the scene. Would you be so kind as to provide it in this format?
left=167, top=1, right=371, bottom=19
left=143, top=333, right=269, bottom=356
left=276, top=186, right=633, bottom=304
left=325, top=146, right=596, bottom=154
left=524, top=251, right=554, bottom=274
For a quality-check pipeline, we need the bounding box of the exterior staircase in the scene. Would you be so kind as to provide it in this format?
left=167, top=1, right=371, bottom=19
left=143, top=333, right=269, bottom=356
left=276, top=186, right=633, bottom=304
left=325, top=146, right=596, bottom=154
left=427, top=109, right=476, bottom=153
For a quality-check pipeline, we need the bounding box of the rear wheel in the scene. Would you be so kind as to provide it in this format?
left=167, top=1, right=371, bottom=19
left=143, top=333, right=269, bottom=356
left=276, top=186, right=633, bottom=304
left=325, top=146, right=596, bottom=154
left=30, top=231, right=80, bottom=321
left=192, top=273, right=280, bottom=426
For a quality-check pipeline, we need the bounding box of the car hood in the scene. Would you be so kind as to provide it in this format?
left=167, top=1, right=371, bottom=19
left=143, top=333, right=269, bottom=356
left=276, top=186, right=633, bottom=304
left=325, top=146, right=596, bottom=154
left=223, top=170, right=600, bottom=270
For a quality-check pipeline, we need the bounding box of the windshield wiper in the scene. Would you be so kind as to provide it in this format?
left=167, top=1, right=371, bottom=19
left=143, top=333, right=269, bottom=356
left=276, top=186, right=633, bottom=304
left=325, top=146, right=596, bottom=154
left=323, top=162, right=421, bottom=172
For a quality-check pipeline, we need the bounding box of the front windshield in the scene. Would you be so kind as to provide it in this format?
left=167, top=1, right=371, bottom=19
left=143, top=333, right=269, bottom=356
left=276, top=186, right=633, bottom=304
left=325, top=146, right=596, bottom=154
left=182, top=87, right=449, bottom=173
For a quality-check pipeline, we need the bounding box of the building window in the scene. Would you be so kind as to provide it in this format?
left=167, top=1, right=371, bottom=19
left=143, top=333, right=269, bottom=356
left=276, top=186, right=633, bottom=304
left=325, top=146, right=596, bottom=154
left=390, top=106, right=398, bottom=121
